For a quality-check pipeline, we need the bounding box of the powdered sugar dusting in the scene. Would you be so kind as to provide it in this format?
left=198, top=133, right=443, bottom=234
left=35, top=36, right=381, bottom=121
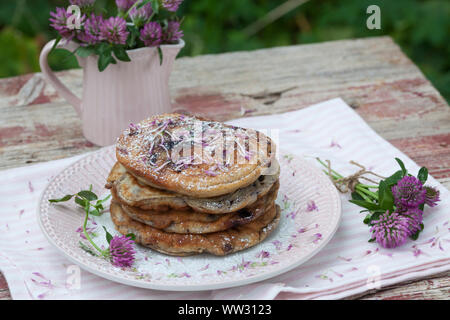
left=116, top=114, right=272, bottom=187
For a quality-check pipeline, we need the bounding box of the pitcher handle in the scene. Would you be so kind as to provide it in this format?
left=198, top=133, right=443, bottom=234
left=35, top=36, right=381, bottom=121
left=39, top=39, right=82, bottom=117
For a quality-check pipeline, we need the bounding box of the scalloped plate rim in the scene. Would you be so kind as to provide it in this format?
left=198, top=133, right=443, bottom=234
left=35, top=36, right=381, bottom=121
left=37, top=147, right=342, bottom=291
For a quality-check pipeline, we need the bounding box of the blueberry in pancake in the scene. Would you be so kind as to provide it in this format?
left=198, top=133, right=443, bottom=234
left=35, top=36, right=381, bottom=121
left=116, top=113, right=277, bottom=198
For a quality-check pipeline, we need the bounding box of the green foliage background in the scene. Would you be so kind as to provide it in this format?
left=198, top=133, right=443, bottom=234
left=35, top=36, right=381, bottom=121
left=0, top=0, right=449, bottom=102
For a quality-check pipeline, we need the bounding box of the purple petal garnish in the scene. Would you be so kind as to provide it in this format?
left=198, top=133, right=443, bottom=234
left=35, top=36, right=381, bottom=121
left=312, top=233, right=322, bottom=244
left=337, top=256, right=352, bottom=262
left=413, top=247, right=422, bottom=257
left=256, top=250, right=270, bottom=259
left=330, top=140, right=342, bottom=149
left=198, top=264, right=209, bottom=271
left=306, top=200, right=318, bottom=212
left=272, top=240, right=282, bottom=250
left=297, top=227, right=307, bottom=233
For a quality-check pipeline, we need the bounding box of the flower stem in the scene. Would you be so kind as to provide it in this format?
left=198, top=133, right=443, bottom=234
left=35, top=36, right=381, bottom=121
left=355, top=190, right=372, bottom=202
left=124, top=1, right=140, bottom=20
left=317, top=158, right=379, bottom=200
left=355, top=185, right=378, bottom=200
left=322, top=170, right=340, bottom=181
left=82, top=206, right=107, bottom=257
left=358, top=184, right=378, bottom=189
left=316, top=158, right=343, bottom=179
left=145, top=12, right=156, bottom=24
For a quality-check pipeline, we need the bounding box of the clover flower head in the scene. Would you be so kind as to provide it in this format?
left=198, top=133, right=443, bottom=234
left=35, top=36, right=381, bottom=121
left=424, top=186, right=440, bottom=207
left=100, top=16, right=129, bottom=45
left=130, top=2, right=153, bottom=25
left=77, top=14, right=104, bottom=45
left=164, top=21, right=183, bottom=43
left=162, top=0, right=183, bottom=12
left=50, top=7, right=85, bottom=40
left=116, top=0, right=136, bottom=12
left=392, top=176, right=426, bottom=209
left=109, top=235, right=136, bottom=267
left=70, top=0, right=96, bottom=7
left=400, top=207, right=423, bottom=236
left=140, top=21, right=162, bottom=46
left=370, top=211, right=409, bottom=248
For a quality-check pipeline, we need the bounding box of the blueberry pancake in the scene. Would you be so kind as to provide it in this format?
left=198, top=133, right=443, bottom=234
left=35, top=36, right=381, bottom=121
left=110, top=201, right=281, bottom=256
left=107, top=113, right=282, bottom=257
left=115, top=113, right=277, bottom=198
left=117, top=181, right=279, bottom=234
left=106, top=160, right=280, bottom=214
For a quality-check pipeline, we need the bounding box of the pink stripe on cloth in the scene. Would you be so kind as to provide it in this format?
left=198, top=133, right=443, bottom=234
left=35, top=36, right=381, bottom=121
left=0, top=98, right=449, bottom=300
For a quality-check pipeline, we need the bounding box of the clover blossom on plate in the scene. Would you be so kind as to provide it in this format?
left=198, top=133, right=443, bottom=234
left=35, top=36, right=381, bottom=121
left=49, top=188, right=137, bottom=268
left=109, top=235, right=136, bottom=267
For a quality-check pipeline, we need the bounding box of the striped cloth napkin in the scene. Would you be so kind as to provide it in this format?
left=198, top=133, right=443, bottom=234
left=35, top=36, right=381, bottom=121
left=0, top=98, right=449, bottom=300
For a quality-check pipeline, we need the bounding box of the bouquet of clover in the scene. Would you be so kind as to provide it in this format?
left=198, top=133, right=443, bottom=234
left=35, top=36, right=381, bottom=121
left=317, top=158, right=440, bottom=249
left=50, top=0, right=184, bottom=71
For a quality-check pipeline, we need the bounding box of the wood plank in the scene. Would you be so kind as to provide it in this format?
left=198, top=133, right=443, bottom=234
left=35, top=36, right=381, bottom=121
left=354, top=271, right=450, bottom=300
left=390, top=134, right=450, bottom=179
left=0, top=37, right=449, bottom=171
left=0, top=36, right=449, bottom=300
left=0, top=273, right=11, bottom=300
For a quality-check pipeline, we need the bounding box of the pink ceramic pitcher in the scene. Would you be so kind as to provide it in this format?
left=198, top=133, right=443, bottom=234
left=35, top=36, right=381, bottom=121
left=39, top=39, right=184, bottom=146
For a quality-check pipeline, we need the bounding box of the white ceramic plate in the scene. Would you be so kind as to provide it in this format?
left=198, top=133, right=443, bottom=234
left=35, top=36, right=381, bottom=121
left=38, top=146, right=341, bottom=291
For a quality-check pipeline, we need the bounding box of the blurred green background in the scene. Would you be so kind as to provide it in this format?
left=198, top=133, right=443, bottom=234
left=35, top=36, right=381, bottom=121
left=0, top=0, right=449, bottom=102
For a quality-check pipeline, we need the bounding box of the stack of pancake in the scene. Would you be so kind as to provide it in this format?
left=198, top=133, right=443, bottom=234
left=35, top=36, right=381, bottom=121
left=106, top=113, right=280, bottom=256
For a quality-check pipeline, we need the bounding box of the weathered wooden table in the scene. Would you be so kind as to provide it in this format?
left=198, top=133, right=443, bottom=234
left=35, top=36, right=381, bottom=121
left=0, top=36, right=449, bottom=299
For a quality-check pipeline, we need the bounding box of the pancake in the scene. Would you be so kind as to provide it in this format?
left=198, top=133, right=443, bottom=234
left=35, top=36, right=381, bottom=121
left=107, top=162, right=189, bottom=211
left=116, top=113, right=277, bottom=198
left=118, top=181, right=279, bottom=234
left=105, top=161, right=127, bottom=188
left=110, top=201, right=281, bottom=256
left=106, top=161, right=280, bottom=214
